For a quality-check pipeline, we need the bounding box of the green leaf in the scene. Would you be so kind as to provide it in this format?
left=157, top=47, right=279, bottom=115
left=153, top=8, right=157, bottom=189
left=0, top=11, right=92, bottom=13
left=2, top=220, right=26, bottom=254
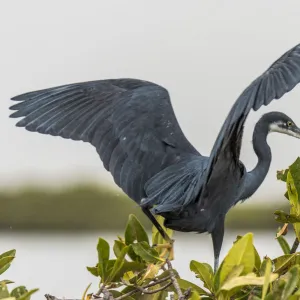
left=190, top=260, right=213, bottom=291
left=118, top=261, right=145, bottom=280
left=17, top=289, right=39, bottom=300
left=131, top=242, right=163, bottom=263
left=113, top=240, right=126, bottom=258
left=0, top=265, right=11, bottom=276
left=277, top=235, right=291, bottom=254
left=0, top=257, right=14, bottom=271
left=220, top=273, right=278, bottom=291
left=0, top=283, right=10, bottom=299
left=0, top=251, right=16, bottom=261
left=10, top=286, right=27, bottom=298
left=273, top=253, right=297, bottom=274
left=281, top=265, right=299, bottom=299
left=277, top=169, right=288, bottom=182
left=0, top=282, right=13, bottom=286
left=287, top=163, right=300, bottom=240
left=96, top=238, right=110, bottom=281
left=86, top=266, right=98, bottom=277
left=261, top=258, right=272, bottom=300
left=253, top=246, right=261, bottom=272
left=125, top=214, right=149, bottom=245
left=189, top=290, right=201, bottom=300
left=177, top=278, right=209, bottom=295
left=274, top=210, right=300, bottom=223
left=218, top=265, right=244, bottom=298
left=214, top=233, right=255, bottom=291
left=108, top=246, right=128, bottom=282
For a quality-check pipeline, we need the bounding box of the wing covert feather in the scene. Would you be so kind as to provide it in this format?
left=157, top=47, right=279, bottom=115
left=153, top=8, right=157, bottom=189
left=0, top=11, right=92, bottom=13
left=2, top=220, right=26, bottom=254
left=10, top=79, right=201, bottom=203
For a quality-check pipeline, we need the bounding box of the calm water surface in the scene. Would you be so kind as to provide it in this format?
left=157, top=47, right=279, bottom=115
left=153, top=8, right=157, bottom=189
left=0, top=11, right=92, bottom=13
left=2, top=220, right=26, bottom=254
left=0, top=229, right=293, bottom=299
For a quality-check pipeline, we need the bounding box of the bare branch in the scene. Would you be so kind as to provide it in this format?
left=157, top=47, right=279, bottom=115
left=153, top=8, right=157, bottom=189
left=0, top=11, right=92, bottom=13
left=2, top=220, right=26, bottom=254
left=166, top=259, right=185, bottom=300
left=114, top=289, right=137, bottom=300
left=135, top=281, right=172, bottom=294
left=45, top=295, right=80, bottom=300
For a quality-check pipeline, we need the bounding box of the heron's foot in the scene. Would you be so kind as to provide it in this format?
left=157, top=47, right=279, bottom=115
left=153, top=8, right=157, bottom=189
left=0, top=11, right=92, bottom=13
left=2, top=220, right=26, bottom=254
left=153, top=239, right=175, bottom=260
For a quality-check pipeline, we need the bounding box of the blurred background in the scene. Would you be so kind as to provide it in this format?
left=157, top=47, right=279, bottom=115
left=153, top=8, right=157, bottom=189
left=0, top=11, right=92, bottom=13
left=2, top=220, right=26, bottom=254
left=1, top=0, right=300, bottom=298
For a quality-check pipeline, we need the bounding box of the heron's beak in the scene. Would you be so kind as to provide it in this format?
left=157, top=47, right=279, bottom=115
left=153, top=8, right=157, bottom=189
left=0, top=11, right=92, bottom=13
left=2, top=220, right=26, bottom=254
left=288, top=124, right=300, bottom=139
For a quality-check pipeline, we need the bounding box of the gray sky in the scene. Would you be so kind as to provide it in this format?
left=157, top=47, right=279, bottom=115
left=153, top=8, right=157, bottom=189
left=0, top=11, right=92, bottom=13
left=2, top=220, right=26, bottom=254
left=1, top=0, right=300, bottom=204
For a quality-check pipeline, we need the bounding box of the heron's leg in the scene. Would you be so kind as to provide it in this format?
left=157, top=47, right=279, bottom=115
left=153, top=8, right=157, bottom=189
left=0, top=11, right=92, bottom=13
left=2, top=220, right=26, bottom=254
left=211, top=214, right=225, bottom=273
left=141, top=207, right=173, bottom=243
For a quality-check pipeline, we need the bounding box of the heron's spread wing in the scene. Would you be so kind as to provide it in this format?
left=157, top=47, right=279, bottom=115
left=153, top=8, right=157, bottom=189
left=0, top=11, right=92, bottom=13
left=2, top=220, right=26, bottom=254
left=201, top=43, right=300, bottom=200
left=10, top=79, right=201, bottom=202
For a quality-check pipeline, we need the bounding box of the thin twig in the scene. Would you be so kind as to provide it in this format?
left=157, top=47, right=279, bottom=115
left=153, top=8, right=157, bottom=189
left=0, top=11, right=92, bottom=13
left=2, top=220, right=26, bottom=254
left=166, top=259, right=185, bottom=300
left=115, top=289, right=137, bottom=300
left=101, top=288, right=114, bottom=300
left=135, top=281, right=172, bottom=294
left=146, top=275, right=172, bottom=288
left=94, top=284, right=105, bottom=297
left=290, top=237, right=299, bottom=254
left=45, top=295, right=80, bottom=300
left=116, top=275, right=172, bottom=299
left=121, top=275, right=171, bottom=289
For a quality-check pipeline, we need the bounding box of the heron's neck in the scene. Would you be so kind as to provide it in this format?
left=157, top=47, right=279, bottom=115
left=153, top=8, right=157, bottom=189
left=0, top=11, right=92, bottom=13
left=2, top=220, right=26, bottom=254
left=243, top=120, right=271, bottom=198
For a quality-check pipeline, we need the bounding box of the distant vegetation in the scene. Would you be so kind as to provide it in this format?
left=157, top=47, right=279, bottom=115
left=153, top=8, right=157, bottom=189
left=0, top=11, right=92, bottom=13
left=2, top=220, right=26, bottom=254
left=1, top=159, right=300, bottom=299
left=0, top=183, right=289, bottom=231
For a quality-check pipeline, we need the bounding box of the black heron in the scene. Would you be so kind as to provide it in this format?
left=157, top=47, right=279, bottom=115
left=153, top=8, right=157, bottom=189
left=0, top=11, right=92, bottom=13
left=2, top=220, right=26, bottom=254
left=9, top=42, right=300, bottom=272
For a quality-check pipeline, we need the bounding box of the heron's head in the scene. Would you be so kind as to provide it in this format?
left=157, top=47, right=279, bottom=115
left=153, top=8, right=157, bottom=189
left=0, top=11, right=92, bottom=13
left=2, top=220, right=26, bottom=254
left=266, top=111, right=300, bottom=139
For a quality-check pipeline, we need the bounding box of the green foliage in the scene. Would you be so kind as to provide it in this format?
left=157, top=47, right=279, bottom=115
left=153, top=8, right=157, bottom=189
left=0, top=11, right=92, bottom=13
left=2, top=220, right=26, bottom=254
left=276, top=157, right=300, bottom=239
left=0, top=249, right=37, bottom=300
left=4, top=157, right=300, bottom=299
left=81, top=157, right=300, bottom=299
left=83, top=211, right=299, bottom=299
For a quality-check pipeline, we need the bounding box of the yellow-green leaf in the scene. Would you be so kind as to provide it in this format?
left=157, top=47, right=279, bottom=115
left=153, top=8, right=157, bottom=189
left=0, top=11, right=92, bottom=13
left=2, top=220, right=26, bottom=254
left=281, top=265, right=300, bottom=299
left=287, top=167, right=300, bottom=240
left=10, top=286, right=27, bottom=298
left=131, top=242, right=163, bottom=263
left=277, top=235, right=291, bottom=255
left=96, top=238, right=110, bottom=281
left=86, top=266, right=98, bottom=277
left=220, top=273, right=278, bottom=291
left=81, top=283, right=92, bottom=300
left=277, top=169, right=288, bottom=182
left=189, top=290, right=201, bottom=300
left=177, top=278, right=209, bottom=296
left=215, top=233, right=255, bottom=291
left=0, top=257, right=14, bottom=271
left=142, top=263, right=161, bottom=281
left=273, top=253, right=297, bottom=274
left=125, top=214, right=149, bottom=245
left=107, top=246, right=128, bottom=282
left=0, top=283, right=10, bottom=299
left=190, top=260, right=213, bottom=291
left=0, top=282, right=13, bottom=286
left=0, top=251, right=15, bottom=261
left=274, top=210, right=300, bottom=223
left=261, top=258, right=272, bottom=300
left=17, top=289, right=39, bottom=300
left=113, top=240, right=126, bottom=258
left=0, top=265, right=11, bottom=276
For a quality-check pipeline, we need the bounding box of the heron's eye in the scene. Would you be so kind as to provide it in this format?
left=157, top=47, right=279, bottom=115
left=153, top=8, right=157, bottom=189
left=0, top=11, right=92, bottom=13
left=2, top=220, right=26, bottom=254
left=287, top=121, right=293, bottom=127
